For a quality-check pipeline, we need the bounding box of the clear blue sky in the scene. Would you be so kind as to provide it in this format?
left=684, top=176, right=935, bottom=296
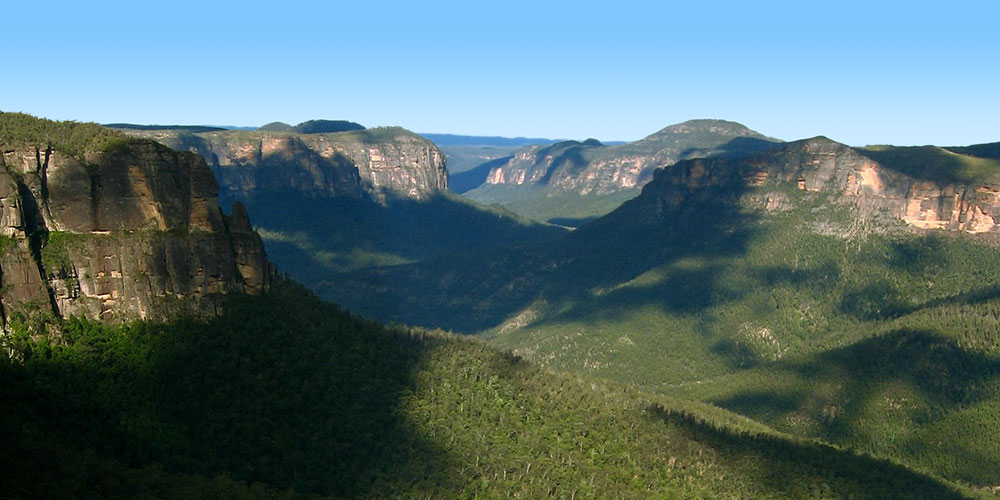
left=3, top=1, right=997, bottom=146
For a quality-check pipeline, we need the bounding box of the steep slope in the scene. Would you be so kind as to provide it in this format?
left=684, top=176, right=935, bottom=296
left=0, top=283, right=980, bottom=499
left=331, top=137, right=1000, bottom=334
left=127, top=125, right=565, bottom=292
left=328, top=136, right=1000, bottom=486
left=128, top=126, right=447, bottom=200
left=464, top=119, right=780, bottom=223
left=0, top=112, right=270, bottom=325
left=946, top=141, right=1000, bottom=161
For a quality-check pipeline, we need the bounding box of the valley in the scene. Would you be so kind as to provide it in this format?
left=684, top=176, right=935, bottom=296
left=2, top=112, right=999, bottom=498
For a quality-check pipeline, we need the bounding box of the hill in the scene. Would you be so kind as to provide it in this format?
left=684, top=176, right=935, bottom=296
left=463, top=119, right=780, bottom=223
left=257, top=119, right=366, bottom=134
left=327, top=136, right=1000, bottom=487
left=245, top=190, right=565, bottom=286
left=0, top=282, right=980, bottom=499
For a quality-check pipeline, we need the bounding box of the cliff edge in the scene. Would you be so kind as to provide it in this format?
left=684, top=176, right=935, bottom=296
left=0, top=112, right=271, bottom=326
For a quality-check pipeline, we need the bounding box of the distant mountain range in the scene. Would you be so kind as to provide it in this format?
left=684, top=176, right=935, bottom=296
left=462, top=119, right=781, bottom=224
left=326, top=133, right=1000, bottom=489
left=116, top=122, right=565, bottom=295
left=419, top=133, right=563, bottom=147
left=5, top=111, right=1000, bottom=498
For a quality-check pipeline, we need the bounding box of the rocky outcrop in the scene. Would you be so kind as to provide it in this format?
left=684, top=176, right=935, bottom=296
left=644, top=137, right=1000, bottom=234
left=484, top=120, right=777, bottom=195
left=0, top=140, right=271, bottom=325
left=131, top=127, right=448, bottom=201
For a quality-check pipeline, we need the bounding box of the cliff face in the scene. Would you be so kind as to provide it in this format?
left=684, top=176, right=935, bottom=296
left=484, top=120, right=776, bottom=195
left=0, top=140, right=271, bottom=325
left=134, top=128, right=448, bottom=201
left=644, top=137, right=1000, bottom=234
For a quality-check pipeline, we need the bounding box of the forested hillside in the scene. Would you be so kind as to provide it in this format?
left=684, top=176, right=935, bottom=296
left=0, top=282, right=979, bottom=499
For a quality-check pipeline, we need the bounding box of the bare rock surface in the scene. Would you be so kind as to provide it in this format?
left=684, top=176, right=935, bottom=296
left=0, top=139, right=271, bottom=325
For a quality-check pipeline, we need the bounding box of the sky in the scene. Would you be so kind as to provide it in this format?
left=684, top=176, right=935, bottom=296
left=2, top=1, right=998, bottom=146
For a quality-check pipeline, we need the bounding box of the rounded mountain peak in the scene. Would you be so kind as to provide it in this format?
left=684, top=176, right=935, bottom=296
left=641, top=119, right=772, bottom=143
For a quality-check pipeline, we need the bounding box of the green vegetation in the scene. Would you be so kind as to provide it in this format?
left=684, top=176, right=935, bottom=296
left=257, top=121, right=294, bottom=132
left=439, top=145, right=521, bottom=173
left=0, top=111, right=129, bottom=161
left=227, top=190, right=565, bottom=289
left=0, top=282, right=980, bottom=498
left=447, top=153, right=514, bottom=194
left=861, top=145, right=1000, bottom=185
left=290, top=119, right=365, bottom=134
left=458, top=120, right=780, bottom=224
left=337, top=126, right=418, bottom=143
left=946, top=141, right=1000, bottom=161
left=40, top=231, right=94, bottom=274
left=331, top=177, right=1000, bottom=487
left=466, top=183, right=642, bottom=225
left=671, top=324, right=1000, bottom=487
left=256, top=119, right=365, bottom=134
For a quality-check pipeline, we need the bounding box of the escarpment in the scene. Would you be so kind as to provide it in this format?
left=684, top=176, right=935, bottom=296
left=643, top=137, right=1000, bottom=234
left=131, top=127, right=448, bottom=201
left=0, top=135, right=271, bottom=326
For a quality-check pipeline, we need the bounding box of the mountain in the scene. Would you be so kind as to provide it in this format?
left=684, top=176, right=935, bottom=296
left=423, top=135, right=565, bottom=195
left=0, top=282, right=979, bottom=499
left=128, top=126, right=447, bottom=200
left=463, top=119, right=780, bottom=224
left=257, top=119, right=366, bottom=134
left=333, top=136, right=1000, bottom=332
left=326, top=136, right=1000, bottom=487
left=0, top=112, right=270, bottom=325
left=2, top=112, right=994, bottom=498
left=124, top=124, right=565, bottom=291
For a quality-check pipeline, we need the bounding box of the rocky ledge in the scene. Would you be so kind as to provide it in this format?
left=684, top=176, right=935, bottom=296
left=0, top=138, right=271, bottom=326
left=645, top=137, right=1000, bottom=234
left=131, top=127, right=448, bottom=201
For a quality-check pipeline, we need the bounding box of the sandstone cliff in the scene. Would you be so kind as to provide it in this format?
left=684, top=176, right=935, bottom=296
left=131, top=127, right=448, bottom=201
left=643, top=137, right=1000, bottom=234
left=483, top=120, right=777, bottom=195
left=0, top=126, right=271, bottom=325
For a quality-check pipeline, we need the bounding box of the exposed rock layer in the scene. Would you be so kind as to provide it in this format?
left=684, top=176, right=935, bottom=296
left=130, top=128, right=448, bottom=200
left=484, top=120, right=777, bottom=195
left=0, top=140, right=271, bottom=324
left=645, top=137, right=1000, bottom=233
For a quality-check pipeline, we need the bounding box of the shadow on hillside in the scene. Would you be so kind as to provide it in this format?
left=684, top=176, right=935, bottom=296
left=676, top=136, right=784, bottom=161
left=860, top=146, right=998, bottom=185
left=450, top=155, right=511, bottom=194
left=538, top=144, right=591, bottom=183
left=0, top=284, right=458, bottom=498
left=325, top=150, right=784, bottom=338
left=647, top=405, right=968, bottom=500
left=546, top=215, right=598, bottom=227
left=838, top=236, right=999, bottom=321
left=220, top=190, right=565, bottom=291
left=711, top=328, right=1000, bottom=485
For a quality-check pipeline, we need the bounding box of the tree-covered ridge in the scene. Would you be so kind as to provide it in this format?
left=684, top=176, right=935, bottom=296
left=0, top=282, right=979, bottom=499
left=0, top=111, right=130, bottom=161
left=861, top=144, right=1000, bottom=185
left=329, top=140, right=1000, bottom=487
left=257, top=119, right=365, bottom=134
